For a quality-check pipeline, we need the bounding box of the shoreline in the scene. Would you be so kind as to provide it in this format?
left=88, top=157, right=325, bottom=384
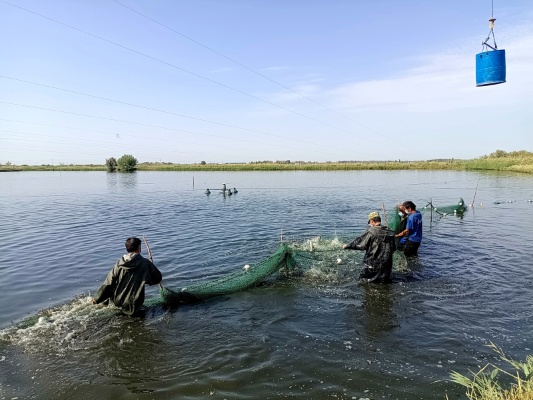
left=1, top=158, right=532, bottom=174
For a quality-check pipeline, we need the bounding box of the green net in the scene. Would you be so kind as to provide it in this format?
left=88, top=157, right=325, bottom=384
left=386, top=198, right=467, bottom=234
left=147, top=198, right=467, bottom=307
left=423, top=197, right=467, bottom=216
left=149, top=237, right=408, bottom=307
left=158, top=242, right=294, bottom=306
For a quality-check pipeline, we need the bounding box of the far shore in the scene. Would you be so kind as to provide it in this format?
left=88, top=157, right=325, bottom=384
left=2, top=151, right=532, bottom=174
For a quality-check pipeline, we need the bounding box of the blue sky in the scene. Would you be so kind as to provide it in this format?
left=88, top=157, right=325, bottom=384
left=1, top=0, right=532, bottom=165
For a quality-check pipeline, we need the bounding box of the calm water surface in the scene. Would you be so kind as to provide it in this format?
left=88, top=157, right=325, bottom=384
left=1, top=170, right=533, bottom=400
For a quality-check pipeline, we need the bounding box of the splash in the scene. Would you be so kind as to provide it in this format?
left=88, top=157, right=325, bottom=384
left=1, top=236, right=409, bottom=348
left=0, top=296, right=119, bottom=352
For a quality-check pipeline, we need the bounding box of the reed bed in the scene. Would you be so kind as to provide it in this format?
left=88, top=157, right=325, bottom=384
left=449, top=343, right=533, bottom=400
left=1, top=151, right=532, bottom=174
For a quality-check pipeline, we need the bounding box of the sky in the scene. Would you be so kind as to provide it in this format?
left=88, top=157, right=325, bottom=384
left=1, top=0, right=532, bottom=165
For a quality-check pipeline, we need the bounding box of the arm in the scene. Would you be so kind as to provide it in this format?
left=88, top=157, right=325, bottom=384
left=395, top=228, right=409, bottom=238
left=93, top=264, right=118, bottom=304
left=147, top=261, right=163, bottom=286
left=343, top=231, right=371, bottom=251
left=396, top=214, right=412, bottom=238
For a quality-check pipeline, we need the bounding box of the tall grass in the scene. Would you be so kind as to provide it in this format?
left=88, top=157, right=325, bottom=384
left=464, top=150, right=533, bottom=173
left=1, top=150, right=532, bottom=173
left=449, top=343, right=533, bottom=400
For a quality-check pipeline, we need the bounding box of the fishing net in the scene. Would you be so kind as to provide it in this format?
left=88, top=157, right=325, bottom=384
left=157, top=242, right=294, bottom=306
left=387, top=198, right=467, bottom=234
left=151, top=236, right=408, bottom=307
left=423, top=197, right=467, bottom=216
left=151, top=198, right=467, bottom=307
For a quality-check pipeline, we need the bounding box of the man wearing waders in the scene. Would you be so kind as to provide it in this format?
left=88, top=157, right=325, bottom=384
left=92, top=237, right=162, bottom=316
left=342, top=211, right=396, bottom=284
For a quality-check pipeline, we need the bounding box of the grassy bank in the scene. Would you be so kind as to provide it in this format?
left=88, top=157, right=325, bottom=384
left=1, top=150, right=532, bottom=173
left=449, top=343, right=533, bottom=400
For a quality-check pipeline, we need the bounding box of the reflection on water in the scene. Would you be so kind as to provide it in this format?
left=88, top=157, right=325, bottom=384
left=106, top=171, right=138, bottom=190
left=1, top=170, right=533, bottom=399
left=360, top=284, right=398, bottom=341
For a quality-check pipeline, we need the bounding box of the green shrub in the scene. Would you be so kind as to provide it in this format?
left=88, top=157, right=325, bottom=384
left=106, top=157, right=118, bottom=172
left=117, top=154, right=137, bottom=172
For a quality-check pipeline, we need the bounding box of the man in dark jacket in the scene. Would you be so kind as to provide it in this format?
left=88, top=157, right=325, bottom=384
left=342, top=211, right=396, bottom=284
left=92, top=237, right=162, bottom=316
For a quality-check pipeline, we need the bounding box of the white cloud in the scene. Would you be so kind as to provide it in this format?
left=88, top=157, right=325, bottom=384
left=329, top=25, right=533, bottom=116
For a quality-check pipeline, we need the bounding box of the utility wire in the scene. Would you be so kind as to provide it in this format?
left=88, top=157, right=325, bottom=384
left=0, top=132, right=217, bottom=160
left=113, top=0, right=394, bottom=143
left=0, top=119, right=265, bottom=152
left=2, top=0, right=386, bottom=147
left=1, top=76, right=370, bottom=157
left=0, top=123, right=292, bottom=157
left=0, top=102, right=352, bottom=158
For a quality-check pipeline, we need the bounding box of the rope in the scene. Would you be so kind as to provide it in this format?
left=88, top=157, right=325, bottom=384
left=482, top=0, right=498, bottom=51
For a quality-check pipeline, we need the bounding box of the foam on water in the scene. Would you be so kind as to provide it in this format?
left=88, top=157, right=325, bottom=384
left=289, top=236, right=409, bottom=283
left=1, top=236, right=411, bottom=353
left=0, top=296, right=121, bottom=352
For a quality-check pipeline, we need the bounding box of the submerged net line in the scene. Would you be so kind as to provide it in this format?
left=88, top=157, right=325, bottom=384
left=150, top=198, right=467, bottom=307
left=151, top=243, right=295, bottom=307
left=149, top=239, right=377, bottom=307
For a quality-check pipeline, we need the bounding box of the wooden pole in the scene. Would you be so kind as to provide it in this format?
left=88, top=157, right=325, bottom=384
left=472, top=178, right=480, bottom=208
left=143, top=235, right=162, bottom=288
left=381, top=203, right=389, bottom=227
left=430, top=198, right=433, bottom=227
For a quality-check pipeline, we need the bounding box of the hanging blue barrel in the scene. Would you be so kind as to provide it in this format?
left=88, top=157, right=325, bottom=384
left=476, top=49, right=506, bottom=86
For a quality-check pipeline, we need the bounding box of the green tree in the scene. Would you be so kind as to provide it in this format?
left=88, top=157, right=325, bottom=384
left=106, top=157, right=118, bottom=172
left=117, top=154, right=138, bottom=172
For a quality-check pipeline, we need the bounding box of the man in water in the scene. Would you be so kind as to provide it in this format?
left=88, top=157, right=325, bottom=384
left=92, top=237, right=162, bottom=316
left=395, top=201, right=422, bottom=257
left=342, top=211, right=396, bottom=284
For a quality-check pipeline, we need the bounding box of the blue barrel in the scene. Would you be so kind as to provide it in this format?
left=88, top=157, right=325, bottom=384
left=476, top=49, right=506, bottom=86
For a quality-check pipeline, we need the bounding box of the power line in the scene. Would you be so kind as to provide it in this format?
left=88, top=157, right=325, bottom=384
left=1, top=76, right=370, bottom=157
left=113, top=0, right=396, bottom=143
left=0, top=102, right=351, bottom=159
left=1, top=0, right=390, bottom=148
left=0, top=119, right=266, bottom=152
left=0, top=122, right=294, bottom=157
left=0, top=131, right=217, bottom=160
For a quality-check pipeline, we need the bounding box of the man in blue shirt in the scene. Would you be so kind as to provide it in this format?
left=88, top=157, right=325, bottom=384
left=395, top=201, right=422, bottom=257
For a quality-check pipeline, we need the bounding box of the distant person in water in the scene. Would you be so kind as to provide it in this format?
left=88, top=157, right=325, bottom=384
left=342, top=211, right=396, bottom=284
left=92, top=237, right=162, bottom=316
left=395, top=201, right=422, bottom=257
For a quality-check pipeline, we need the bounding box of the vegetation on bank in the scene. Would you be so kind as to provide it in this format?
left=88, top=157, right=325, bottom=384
left=1, top=150, right=532, bottom=173
left=449, top=343, right=533, bottom=400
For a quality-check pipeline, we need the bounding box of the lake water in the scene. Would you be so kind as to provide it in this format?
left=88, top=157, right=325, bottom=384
left=1, top=170, right=532, bottom=399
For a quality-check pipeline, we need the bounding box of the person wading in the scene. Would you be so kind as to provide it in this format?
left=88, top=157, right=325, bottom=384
left=395, top=201, right=422, bottom=257
left=92, top=237, right=162, bottom=316
left=342, top=211, right=396, bottom=284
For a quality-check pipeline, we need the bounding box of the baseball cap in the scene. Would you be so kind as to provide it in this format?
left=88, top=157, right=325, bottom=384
left=367, top=211, right=380, bottom=223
